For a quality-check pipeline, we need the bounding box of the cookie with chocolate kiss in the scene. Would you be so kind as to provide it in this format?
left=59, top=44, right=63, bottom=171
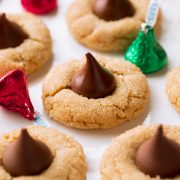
left=0, top=13, right=28, bottom=49
left=93, top=0, right=135, bottom=21
left=67, top=0, right=162, bottom=52
left=100, top=125, right=180, bottom=179
left=0, top=13, right=52, bottom=76
left=0, top=126, right=86, bottom=179
left=136, top=125, right=180, bottom=178
left=2, top=129, right=53, bottom=176
left=43, top=54, right=149, bottom=129
left=71, top=52, right=116, bottom=99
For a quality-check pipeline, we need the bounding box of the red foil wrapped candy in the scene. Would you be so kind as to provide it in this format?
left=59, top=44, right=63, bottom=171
left=0, top=69, right=35, bottom=120
left=21, top=0, right=57, bottom=15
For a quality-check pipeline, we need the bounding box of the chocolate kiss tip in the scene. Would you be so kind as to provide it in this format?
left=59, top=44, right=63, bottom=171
left=0, top=13, right=6, bottom=24
left=2, top=128, right=53, bottom=176
left=156, top=124, right=163, bottom=135
left=70, top=52, right=116, bottom=99
left=136, top=125, right=180, bottom=178
left=93, top=0, right=135, bottom=21
left=85, top=52, right=98, bottom=65
left=0, top=13, right=5, bottom=19
left=20, top=128, right=31, bottom=137
left=85, top=52, right=95, bottom=61
left=21, top=128, right=28, bottom=134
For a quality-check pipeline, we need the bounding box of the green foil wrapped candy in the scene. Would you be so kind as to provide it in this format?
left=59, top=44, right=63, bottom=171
left=125, top=25, right=168, bottom=74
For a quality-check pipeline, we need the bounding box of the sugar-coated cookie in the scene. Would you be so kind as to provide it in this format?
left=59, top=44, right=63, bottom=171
left=42, top=54, right=149, bottom=129
left=67, top=0, right=161, bottom=52
left=166, top=66, right=180, bottom=112
left=0, top=126, right=86, bottom=179
left=100, top=125, right=180, bottom=180
left=0, top=13, right=52, bottom=76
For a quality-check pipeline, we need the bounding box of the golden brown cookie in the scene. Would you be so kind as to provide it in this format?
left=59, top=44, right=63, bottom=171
left=0, top=126, right=86, bottom=180
left=166, top=66, right=180, bottom=112
left=66, top=0, right=162, bottom=52
left=42, top=55, right=149, bottom=129
left=100, top=125, right=180, bottom=180
left=0, top=13, right=52, bottom=76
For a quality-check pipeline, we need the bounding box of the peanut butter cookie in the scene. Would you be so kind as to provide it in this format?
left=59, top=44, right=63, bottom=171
left=100, top=125, right=180, bottom=180
left=166, top=66, right=180, bottom=112
left=42, top=54, right=149, bottom=129
left=0, top=13, right=52, bottom=76
left=0, top=126, right=86, bottom=180
left=67, top=0, right=161, bottom=52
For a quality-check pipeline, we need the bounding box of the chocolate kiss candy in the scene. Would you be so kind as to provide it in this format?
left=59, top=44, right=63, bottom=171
left=0, top=13, right=28, bottom=49
left=136, top=125, right=180, bottom=178
left=2, top=129, right=53, bottom=176
left=21, top=0, right=57, bottom=15
left=71, top=53, right=116, bottom=98
left=125, top=25, right=168, bottom=74
left=93, top=0, right=135, bottom=21
left=0, top=69, right=35, bottom=120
